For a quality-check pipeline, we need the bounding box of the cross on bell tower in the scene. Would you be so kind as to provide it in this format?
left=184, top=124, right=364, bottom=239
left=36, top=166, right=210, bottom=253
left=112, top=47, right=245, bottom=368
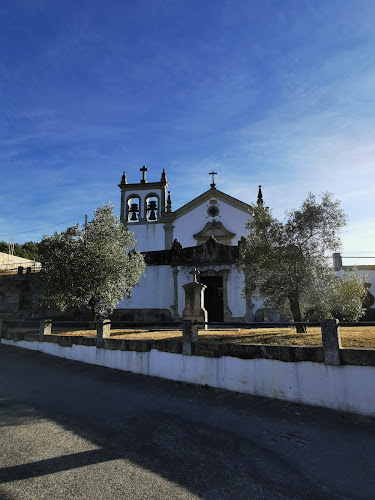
left=140, top=166, right=148, bottom=183
left=209, top=171, right=217, bottom=188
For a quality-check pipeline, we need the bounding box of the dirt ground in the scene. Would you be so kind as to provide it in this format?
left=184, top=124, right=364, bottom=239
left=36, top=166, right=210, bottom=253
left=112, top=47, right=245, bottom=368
left=10, top=326, right=375, bottom=349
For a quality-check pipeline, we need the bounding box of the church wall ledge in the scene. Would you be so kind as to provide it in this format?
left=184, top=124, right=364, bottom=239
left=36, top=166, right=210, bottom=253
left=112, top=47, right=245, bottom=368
left=142, top=238, right=240, bottom=266
left=120, top=181, right=166, bottom=189
left=193, top=342, right=324, bottom=363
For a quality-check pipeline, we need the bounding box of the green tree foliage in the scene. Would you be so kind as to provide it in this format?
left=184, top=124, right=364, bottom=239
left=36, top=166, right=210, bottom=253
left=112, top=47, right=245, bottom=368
left=0, top=241, right=8, bottom=253
left=39, top=203, right=146, bottom=320
left=20, top=241, right=40, bottom=260
left=238, top=193, right=367, bottom=332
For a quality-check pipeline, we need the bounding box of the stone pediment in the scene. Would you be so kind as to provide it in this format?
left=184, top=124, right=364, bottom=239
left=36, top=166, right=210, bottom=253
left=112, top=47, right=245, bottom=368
left=143, top=236, right=240, bottom=266
left=193, top=220, right=236, bottom=245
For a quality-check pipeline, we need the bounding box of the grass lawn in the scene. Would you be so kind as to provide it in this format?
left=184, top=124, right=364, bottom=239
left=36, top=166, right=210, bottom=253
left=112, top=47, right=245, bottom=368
left=24, top=325, right=375, bottom=349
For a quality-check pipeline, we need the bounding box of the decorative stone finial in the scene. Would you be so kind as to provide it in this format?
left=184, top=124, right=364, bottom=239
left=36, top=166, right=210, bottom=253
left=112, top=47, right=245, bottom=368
left=167, top=191, right=172, bottom=212
left=189, top=267, right=200, bottom=283
left=120, top=171, right=127, bottom=185
left=257, top=185, right=264, bottom=205
left=209, top=171, right=217, bottom=188
left=140, top=165, right=148, bottom=183
left=171, top=238, right=182, bottom=262
left=161, top=168, right=167, bottom=184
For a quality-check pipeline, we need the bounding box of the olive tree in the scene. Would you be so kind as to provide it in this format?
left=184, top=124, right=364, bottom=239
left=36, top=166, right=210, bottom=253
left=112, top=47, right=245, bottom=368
left=39, top=203, right=145, bottom=320
left=238, top=193, right=366, bottom=332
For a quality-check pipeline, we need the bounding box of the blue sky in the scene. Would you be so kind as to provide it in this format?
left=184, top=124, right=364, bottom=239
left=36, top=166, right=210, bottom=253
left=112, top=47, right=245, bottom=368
left=1, top=0, right=374, bottom=251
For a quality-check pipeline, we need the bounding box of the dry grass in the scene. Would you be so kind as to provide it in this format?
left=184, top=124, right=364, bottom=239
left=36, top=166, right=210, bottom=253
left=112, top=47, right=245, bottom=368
left=12, top=325, right=372, bottom=349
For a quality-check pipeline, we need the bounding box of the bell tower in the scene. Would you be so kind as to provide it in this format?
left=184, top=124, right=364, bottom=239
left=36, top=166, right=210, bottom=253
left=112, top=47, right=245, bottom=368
left=118, top=167, right=172, bottom=251
left=118, top=167, right=169, bottom=225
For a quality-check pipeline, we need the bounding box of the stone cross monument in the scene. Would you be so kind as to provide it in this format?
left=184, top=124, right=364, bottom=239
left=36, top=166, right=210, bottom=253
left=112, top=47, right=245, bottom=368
left=182, top=267, right=208, bottom=328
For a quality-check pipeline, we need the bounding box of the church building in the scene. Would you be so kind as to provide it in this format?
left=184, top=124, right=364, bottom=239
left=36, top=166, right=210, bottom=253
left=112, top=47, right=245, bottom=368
left=116, top=167, right=261, bottom=323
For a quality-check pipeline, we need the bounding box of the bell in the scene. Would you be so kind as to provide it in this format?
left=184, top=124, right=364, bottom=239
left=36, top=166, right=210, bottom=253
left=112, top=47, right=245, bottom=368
left=147, top=200, right=157, bottom=221
left=129, top=203, right=139, bottom=221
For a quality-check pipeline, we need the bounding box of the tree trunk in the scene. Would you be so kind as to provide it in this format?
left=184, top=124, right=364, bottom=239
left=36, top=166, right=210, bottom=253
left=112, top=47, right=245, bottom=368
left=304, top=308, right=315, bottom=322
left=88, top=302, right=96, bottom=329
left=289, top=294, right=307, bottom=333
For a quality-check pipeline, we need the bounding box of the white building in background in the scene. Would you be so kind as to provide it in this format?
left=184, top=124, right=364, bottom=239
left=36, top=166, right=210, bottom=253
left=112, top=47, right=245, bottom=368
left=333, top=254, right=375, bottom=319
left=115, top=167, right=375, bottom=323
left=0, top=252, right=41, bottom=272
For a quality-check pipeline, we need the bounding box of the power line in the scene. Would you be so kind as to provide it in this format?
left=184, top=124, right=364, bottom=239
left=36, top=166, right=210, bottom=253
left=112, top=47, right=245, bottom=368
left=0, top=215, right=87, bottom=237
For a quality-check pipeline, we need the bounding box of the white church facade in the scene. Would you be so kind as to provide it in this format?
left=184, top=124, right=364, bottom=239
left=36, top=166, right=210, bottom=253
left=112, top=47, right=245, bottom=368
left=115, top=167, right=375, bottom=323
left=116, top=167, right=261, bottom=323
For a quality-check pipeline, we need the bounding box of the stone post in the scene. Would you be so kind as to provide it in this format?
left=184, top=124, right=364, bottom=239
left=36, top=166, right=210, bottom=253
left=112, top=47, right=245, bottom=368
left=164, top=223, right=175, bottom=250
left=332, top=252, right=342, bottom=271
left=182, top=281, right=208, bottom=328
left=171, top=267, right=180, bottom=321
left=182, top=320, right=198, bottom=355
left=39, top=319, right=52, bottom=341
left=0, top=320, right=8, bottom=342
left=96, top=318, right=111, bottom=348
left=320, top=319, right=342, bottom=366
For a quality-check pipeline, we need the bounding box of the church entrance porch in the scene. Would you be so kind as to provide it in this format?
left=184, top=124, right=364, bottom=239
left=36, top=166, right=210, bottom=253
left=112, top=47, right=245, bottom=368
left=200, top=276, right=224, bottom=322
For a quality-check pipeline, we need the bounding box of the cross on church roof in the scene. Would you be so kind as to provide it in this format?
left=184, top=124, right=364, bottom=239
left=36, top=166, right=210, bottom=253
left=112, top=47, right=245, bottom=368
left=140, top=166, right=148, bottom=183
left=209, top=171, right=217, bottom=188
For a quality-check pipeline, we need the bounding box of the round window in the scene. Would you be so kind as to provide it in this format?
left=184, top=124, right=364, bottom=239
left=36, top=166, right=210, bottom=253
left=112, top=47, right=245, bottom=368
left=207, top=205, right=219, bottom=217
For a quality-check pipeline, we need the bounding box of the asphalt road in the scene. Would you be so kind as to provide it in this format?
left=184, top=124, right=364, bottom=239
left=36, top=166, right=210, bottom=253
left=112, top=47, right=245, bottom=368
left=0, top=344, right=374, bottom=499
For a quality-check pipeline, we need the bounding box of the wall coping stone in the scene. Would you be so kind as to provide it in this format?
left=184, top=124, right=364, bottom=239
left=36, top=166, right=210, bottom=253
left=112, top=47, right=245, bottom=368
left=340, top=348, right=375, bottom=366
left=3, top=331, right=375, bottom=367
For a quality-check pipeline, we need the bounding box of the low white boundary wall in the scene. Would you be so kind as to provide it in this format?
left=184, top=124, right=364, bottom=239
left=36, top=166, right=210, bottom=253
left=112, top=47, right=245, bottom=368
left=3, top=339, right=375, bottom=417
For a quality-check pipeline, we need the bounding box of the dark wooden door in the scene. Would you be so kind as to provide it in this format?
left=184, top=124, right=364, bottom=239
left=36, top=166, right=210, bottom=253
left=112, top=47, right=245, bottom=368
left=200, top=276, right=224, bottom=322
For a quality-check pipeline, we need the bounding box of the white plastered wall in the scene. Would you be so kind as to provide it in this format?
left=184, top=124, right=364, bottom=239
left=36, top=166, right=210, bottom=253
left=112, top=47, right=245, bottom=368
left=3, top=339, right=375, bottom=418
left=116, top=263, right=260, bottom=322
left=227, top=267, right=247, bottom=318
left=117, top=265, right=174, bottom=312
left=118, top=264, right=249, bottom=320
left=173, top=199, right=251, bottom=248
left=128, top=223, right=165, bottom=252
left=0, top=252, right=40, bottom=269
